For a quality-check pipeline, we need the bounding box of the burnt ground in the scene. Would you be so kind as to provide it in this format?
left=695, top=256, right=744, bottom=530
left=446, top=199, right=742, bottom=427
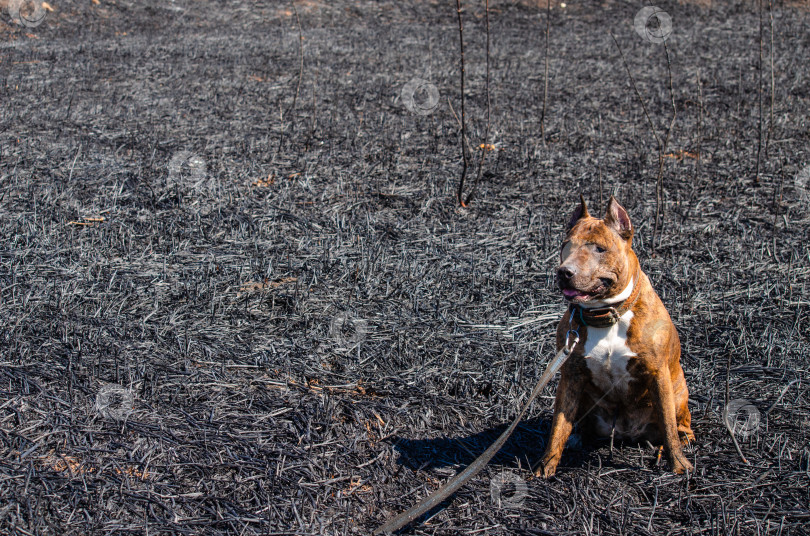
left=1, top=0, right=809, bottom=534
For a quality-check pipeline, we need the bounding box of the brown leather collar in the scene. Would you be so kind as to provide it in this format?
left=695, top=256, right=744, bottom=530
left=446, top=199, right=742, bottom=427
left=569, top=268, right=642, bottom=328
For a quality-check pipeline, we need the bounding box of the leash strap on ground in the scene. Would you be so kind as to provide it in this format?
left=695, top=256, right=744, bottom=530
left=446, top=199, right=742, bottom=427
left=373, top=335, right=578, bottom=535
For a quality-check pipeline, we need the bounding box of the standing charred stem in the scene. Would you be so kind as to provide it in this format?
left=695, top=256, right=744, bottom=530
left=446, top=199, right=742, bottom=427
left=455, top=0, right=491, bottom=208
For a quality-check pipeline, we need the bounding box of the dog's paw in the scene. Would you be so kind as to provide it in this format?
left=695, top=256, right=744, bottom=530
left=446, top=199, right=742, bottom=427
left=534, top=458, right=559, bottom=479
left=678, top=428, right=696, bottom=444
left=670, top=453, right=693, bottom=475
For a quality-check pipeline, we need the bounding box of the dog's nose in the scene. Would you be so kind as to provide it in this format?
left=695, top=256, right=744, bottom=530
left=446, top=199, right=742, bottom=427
left=557, top=265, right=575, bottom=282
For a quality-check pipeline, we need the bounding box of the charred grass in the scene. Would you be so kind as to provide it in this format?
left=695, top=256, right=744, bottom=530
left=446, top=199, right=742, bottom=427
left=1, top=0, right=809, bottom=534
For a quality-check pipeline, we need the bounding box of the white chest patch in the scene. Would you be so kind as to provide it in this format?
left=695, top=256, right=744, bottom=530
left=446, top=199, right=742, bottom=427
left=583, top=310, right=636, bottom=396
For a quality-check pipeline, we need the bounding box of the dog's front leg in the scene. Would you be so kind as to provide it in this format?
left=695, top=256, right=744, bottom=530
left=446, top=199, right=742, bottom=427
left=536, top=367, right=583, bottom=478
left=650, top=371, right=693, bottom=474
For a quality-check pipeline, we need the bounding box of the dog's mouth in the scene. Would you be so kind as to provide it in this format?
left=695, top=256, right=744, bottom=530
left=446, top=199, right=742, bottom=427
left=559, top=278, right=614, bottom=303
left=561, top=288, right=593, bottom=302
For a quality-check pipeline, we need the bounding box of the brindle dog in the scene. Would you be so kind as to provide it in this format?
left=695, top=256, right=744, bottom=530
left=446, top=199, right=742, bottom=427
left=537, top=196, right=694, bottom=478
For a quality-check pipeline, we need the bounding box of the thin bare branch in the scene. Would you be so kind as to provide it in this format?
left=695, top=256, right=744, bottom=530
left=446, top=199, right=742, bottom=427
left=464, top=0, right=492, bottom=207
left=755, top=0, right=764, bottom=185
left=540, top=0, right=551, bottom=145
left=455, top=0, right=471, bottom=207
left=277, top=1, right=305, bottom=156
left=655, top=39, right=677, bottom=250
left=610, top=32, right=675, bottom=250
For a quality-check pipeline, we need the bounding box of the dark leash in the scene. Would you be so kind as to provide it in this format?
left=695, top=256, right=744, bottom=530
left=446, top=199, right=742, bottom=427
left=373, top=320, right=581, bottom=535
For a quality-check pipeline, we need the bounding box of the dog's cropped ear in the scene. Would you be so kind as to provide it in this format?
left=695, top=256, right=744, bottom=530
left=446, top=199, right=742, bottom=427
left=568, top=194, right=590, bottom=230
left=604, top=196, right=633, bottom=240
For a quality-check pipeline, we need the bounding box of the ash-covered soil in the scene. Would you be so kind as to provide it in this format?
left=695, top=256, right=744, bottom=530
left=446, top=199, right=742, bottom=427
left=1, top=0, right=809, bottom=534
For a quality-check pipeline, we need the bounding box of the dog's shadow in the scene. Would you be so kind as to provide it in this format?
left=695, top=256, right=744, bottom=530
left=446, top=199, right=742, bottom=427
left=390, top=417, right=626, bottom=475
left=390, top=417, right=553, bottom=473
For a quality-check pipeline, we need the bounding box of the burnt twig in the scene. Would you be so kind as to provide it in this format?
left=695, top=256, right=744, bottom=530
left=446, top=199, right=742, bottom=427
left=465, top=0, right=492, bottom=207
left=277, top=1, right=304, bottom=156
left=540, top=0, right=551, bottom=146
left=455, top=0, right=471, bottom=207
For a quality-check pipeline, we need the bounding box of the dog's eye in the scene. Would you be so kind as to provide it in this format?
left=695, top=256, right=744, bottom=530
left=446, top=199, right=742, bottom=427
left=594, top=245, right=606, bottom=253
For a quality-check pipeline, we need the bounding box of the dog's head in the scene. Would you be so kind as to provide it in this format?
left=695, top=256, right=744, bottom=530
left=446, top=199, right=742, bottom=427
left=557, top=196, right=637, bottom=307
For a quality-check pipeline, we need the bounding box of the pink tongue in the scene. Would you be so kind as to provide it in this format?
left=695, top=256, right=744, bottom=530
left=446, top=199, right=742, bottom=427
left=563, top=289, right=583, bottom=298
